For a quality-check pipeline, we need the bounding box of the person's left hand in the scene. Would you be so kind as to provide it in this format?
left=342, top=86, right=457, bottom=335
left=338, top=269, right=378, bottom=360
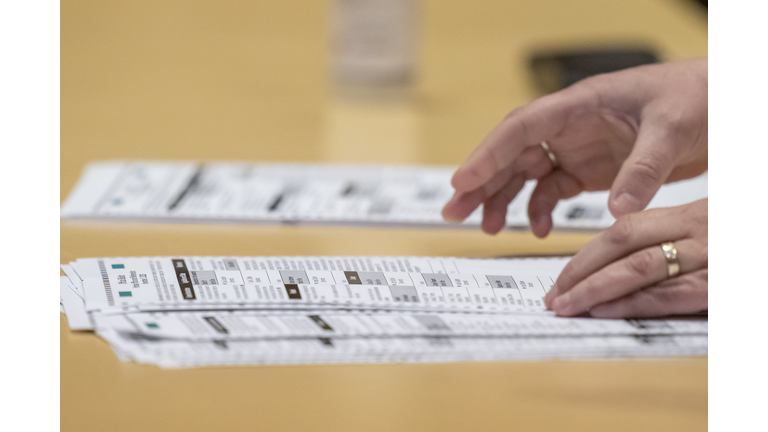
left=545, top=198, right=708, bottom=318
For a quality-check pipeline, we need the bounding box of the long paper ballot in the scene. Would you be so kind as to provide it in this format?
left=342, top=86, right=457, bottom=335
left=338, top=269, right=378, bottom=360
left=61, top=161, right=708, bottom=231
left=61, top=255, right=707, bottom=368
left=95, top=309, right=707, bottom=341
left=67, top=255, right=569, bottom=314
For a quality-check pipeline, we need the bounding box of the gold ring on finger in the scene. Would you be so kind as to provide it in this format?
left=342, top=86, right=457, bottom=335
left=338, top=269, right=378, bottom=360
left=660, top=241, right=680, bottom=278
left=540, top=141, right=559, bottom=169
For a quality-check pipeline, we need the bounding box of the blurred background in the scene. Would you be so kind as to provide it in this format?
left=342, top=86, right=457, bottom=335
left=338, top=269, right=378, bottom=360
left=61, top=0, right=707, bottom=199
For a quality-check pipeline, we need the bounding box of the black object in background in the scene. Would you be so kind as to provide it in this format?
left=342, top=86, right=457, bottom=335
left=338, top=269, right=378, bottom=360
left=690, top=0, right=707, bottom=9
left=529, top=48, right=659, bottom=94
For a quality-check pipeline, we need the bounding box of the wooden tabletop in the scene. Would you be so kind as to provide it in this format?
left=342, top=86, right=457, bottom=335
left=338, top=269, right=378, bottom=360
left=61, top=0, right=708, bottom=430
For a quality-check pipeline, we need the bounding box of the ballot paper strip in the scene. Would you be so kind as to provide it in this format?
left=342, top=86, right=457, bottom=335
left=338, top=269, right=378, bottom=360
left=63, top=277, right=707, bottom=368
left=94, top=309, right=707, bottom=341
left=65, top=255, right=571, bottom=314
left=61, top=275, right=707, bottom=341
left=60, top=276, right=92, bottom=330
left=61, top=161, right=708, bottom=231
left=60, top=254, right=708, bottom=368
left=99, top=330, right=707, bottom=368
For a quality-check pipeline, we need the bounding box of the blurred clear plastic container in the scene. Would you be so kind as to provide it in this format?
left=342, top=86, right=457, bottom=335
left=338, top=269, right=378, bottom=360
left=332, top=0, right=417, bottom=98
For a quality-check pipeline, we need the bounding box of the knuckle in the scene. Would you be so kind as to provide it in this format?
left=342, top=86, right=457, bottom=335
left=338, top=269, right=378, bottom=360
left=571, top=74, right=605, bottom=97
left=672, top=276, right=696, bottom=294
left=557, top=259, right=585, bottom=291
left=683, top=270, right=708, bottom=291
left=636, top=290, right=672, bottom=317
left=580, top=280, right=602, bottom=300
left=502, top=106, right=524, bottom=121
left=529, top=193, right=555, bottom=213
left=626, top=249, right=658, bottom=279
left=605, top=216, right=635, bottom=245
left=682, top=200, right=708, bottom=225
left=651, top=107, right=693, bottom=138
left=667, top=278, right=704, bottom=309
left=514, top=116, right=534, bottom=145
left=665, top=112, right=698, bottom=140
left=653, top=270, right=708, bottom=311
left=557, top=262, right=577, bottom=288
left=656, top=111, right=707, bottom=154
left=658, top=113, right=688, bottom=137
left=465, top=164, right=489, bottom=187
left=628, top=156, right=666, bottom=187
left=649, top=287, right=675, bottom=304
left=679, top=200, right=708, bottom=239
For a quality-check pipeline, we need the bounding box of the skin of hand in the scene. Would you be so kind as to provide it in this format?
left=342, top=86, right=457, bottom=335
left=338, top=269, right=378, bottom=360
left=442, top=59, right=708, bottom=238
left=544, top=199, right=707, bottom=318
left=442, top=59, right=708, bottom=318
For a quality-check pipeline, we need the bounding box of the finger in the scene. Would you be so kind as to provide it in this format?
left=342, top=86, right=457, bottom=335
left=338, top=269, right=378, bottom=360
left=443, top=165, right=517, bottom=222
left=481, top=175, right=526, bottom=234
left=608, top=121, right=680, bottom=217
left=445, top=134, right=562, bottom=225
left=551, top=206, right=693, bottom=300
left=527, top=170, right=583, bottom=238
left=588, top=269, right=708, bottom=319
left=550, top=238, right=707, bottom=316
left=450, top=91, right=578, bottom=193
left=442, top=189, right=485, bottom=222
left=511, top=144, right=557, bottom=180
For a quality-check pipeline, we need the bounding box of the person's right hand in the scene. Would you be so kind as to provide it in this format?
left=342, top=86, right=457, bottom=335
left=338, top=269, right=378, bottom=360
left=442, top=59, right=708, bottom=237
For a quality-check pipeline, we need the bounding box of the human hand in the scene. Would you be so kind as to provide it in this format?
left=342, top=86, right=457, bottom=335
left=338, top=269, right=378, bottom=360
left=442, top=59, right=708, bottom=237
left=544, top=199, right=707, bottom=318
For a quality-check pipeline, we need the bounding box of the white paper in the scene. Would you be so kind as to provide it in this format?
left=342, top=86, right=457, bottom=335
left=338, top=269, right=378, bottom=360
left=97, top=328, right=708, bottom=368
left=60, top=254, right=708, bottom=368
left=60, top=264, right=85, bottom=300
left=70, top=256, right=568, bottom=314
left=60, top=276, right=93, bottom=330
left=95, top=309, right=707, bottom=341
left=61, top=161, right=708, bottom=231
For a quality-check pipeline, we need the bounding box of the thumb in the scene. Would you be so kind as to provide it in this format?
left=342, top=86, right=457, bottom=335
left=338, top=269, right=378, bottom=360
left=609, top=125, right=678, bottom=217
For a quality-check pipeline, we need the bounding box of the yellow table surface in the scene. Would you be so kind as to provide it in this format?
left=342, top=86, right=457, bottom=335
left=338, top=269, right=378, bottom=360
left=61, top=0, right=708, bottom=430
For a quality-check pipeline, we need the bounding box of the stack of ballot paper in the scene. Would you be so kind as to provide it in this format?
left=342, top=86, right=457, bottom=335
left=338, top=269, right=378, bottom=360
left=60, top=255, right=707, bottom=368
left=61, top=161, right=708, bottom=231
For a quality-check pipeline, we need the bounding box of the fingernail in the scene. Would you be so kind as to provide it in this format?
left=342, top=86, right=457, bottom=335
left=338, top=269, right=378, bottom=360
left=544, top=285, right=557, bottom=308
left=535, top=215, right=551, bottom=238
left=552, top=292, right=570, bottom=315
left=442, top=212, right=461, bottom=223
left=442, top=209, right=464, bottom=224
left=441, top=199, right=460, bottom=222
left=614, top=193, right=642, bottom=214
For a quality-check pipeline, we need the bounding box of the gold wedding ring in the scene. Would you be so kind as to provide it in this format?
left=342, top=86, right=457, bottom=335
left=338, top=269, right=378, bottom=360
left=660, top=241, right=680, bottom=278
left=540, top=141, right=559, bottom=169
